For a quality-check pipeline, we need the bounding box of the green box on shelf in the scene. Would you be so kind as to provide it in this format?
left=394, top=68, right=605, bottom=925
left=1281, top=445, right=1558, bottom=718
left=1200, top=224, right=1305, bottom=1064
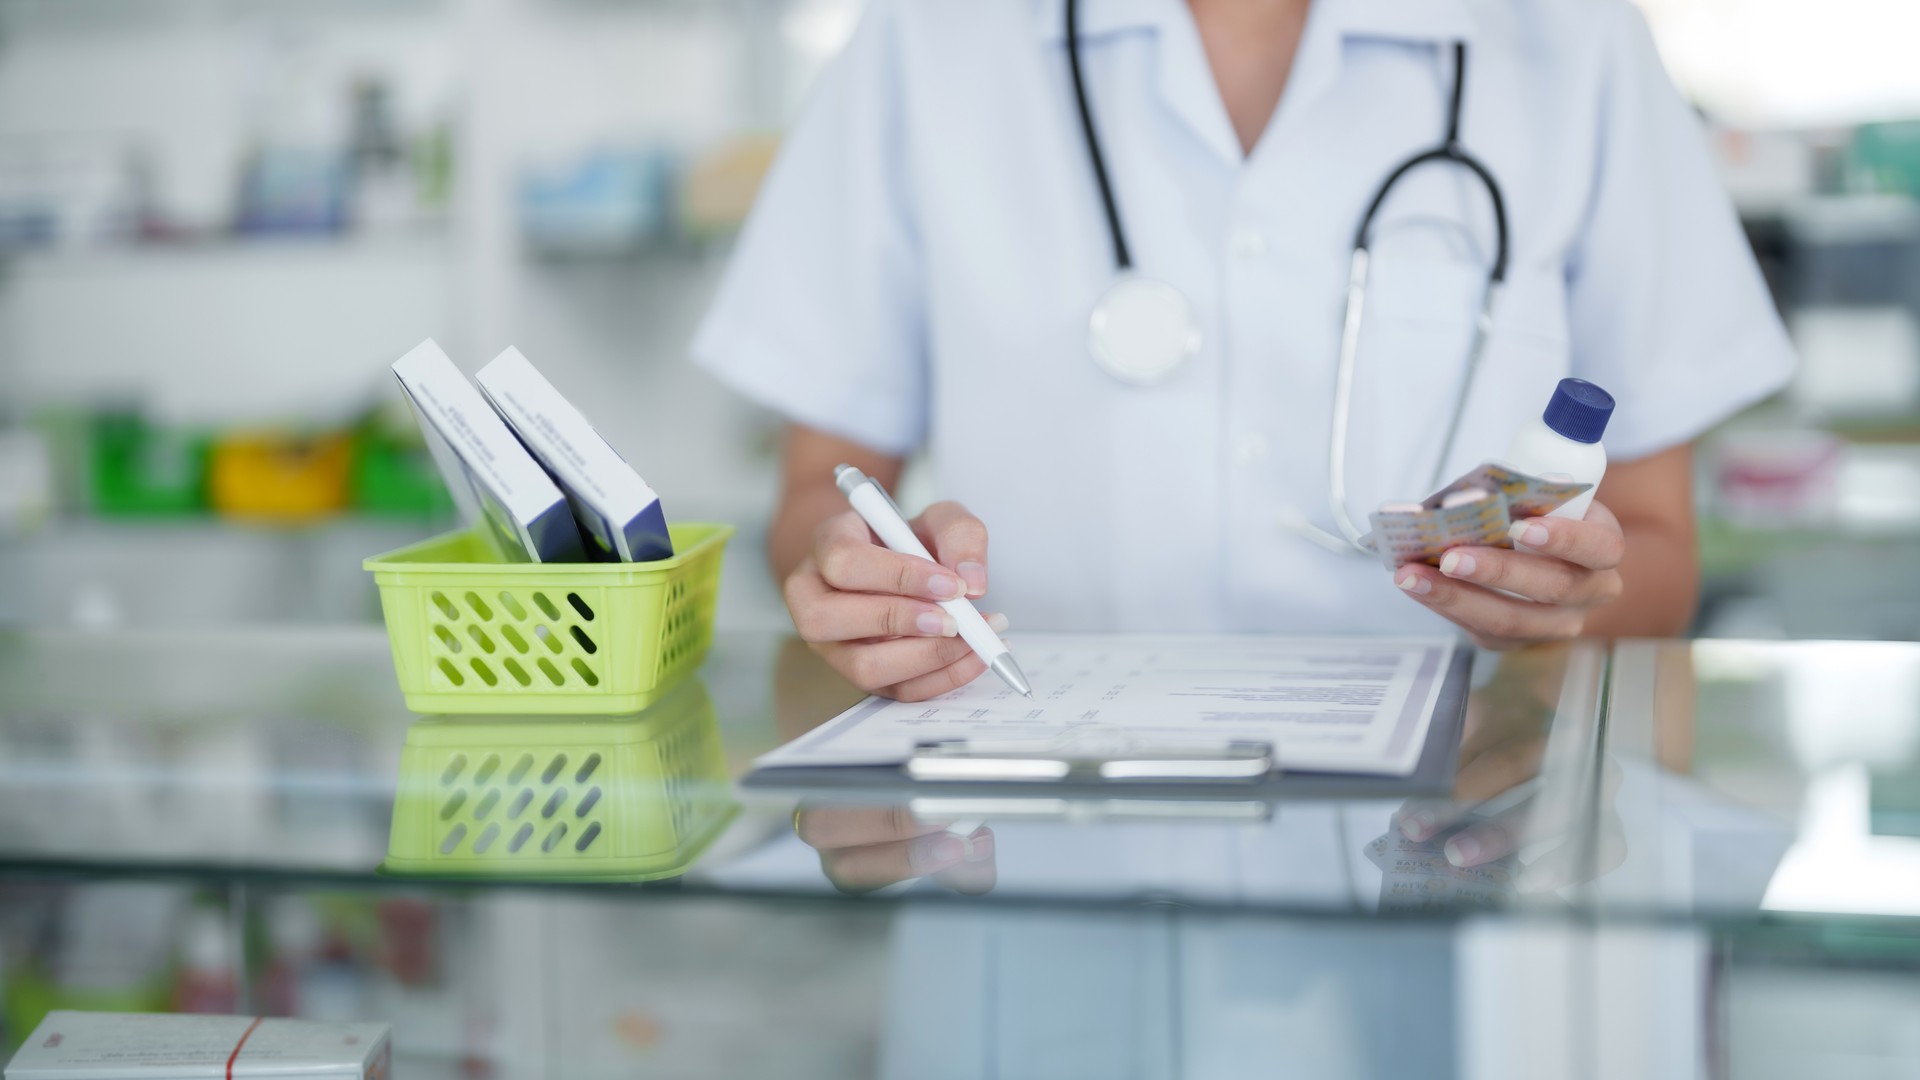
left=87, top=413, right=211, bottom=515
left=365, top=522, right=732, bottom=715
left=351, top=432, right=455, bottom=517
left=1850, top=120, right=1920, bottom=198
left=383, top=679, right=738, bottom=882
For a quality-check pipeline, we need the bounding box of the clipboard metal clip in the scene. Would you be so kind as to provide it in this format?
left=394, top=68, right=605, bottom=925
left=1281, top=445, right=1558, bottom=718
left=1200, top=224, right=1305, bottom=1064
left=905, top=730, right=1274, bottom=783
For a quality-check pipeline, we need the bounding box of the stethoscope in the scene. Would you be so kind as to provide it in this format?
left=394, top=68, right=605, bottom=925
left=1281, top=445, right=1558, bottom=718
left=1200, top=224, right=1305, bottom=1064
left=1068, top=0, right=1511, bottom=554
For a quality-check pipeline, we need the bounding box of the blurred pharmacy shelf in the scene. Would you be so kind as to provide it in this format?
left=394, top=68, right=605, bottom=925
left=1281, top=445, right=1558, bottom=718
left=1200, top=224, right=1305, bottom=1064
left=0, top=879, right=892, bottom=1077
left=1698, top=438, right=1920, bottom=641
left=1, top=230, right=452, bottom=274
left=12, top=0, right=1920, bottom=644
left=0, top=518, right=443, bottom=625
left=0, top=492, right=788, bottom=631
left=0, top=0, right=840, bottom=627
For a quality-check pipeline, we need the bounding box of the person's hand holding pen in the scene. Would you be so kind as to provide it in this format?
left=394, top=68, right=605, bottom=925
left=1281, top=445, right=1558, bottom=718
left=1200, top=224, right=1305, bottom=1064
left=781, top=459, right=1038, bottom=703
left=793, top=804, right=998, bottom=895
left=784, top=497, right=1009, bottom=701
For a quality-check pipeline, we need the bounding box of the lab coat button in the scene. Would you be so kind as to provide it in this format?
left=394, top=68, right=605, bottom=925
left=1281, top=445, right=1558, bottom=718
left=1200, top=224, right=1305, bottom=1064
left=1231, top=228, right=1266, bottom=259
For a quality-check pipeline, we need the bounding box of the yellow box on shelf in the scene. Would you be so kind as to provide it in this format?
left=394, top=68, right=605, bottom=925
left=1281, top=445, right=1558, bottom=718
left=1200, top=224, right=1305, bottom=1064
left=384, top=680, right=737, bottom=882
left=209, top=431, right=352, bottom=521
left=364, top=522, right=732, bottom=715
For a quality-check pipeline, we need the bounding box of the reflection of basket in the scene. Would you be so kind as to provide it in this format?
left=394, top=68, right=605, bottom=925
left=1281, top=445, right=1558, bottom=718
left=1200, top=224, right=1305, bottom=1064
left=383, top=680, right=737, bottom=881
left=364, top=523, right=731, bottom=714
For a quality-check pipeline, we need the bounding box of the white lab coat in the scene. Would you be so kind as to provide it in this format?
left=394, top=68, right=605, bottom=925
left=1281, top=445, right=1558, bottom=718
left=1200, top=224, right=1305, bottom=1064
left=694, top=0, right=1795, bottom=634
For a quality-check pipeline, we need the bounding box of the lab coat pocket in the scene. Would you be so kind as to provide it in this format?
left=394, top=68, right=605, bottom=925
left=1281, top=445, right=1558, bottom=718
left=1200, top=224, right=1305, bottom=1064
left=1342, top=256, right=1571, bottom=510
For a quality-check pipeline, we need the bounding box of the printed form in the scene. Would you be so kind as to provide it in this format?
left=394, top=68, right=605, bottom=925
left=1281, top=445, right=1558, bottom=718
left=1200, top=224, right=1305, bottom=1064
left=757, top=635, right=1458, bottom=777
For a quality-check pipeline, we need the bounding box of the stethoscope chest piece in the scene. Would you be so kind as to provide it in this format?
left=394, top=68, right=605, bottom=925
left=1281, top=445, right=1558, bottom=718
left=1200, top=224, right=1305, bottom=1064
left=1087, top=274, right=1202, bottom=385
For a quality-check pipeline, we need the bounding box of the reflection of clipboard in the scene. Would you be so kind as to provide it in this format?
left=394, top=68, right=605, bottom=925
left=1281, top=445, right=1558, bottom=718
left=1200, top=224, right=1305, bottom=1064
left=741, top=646, right=1475, bottom=801
left=907, top=795, right=1275, bottom=824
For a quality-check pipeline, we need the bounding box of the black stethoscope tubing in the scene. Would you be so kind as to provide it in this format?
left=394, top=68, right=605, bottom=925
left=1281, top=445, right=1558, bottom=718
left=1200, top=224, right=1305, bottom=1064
left=1065, top=0, right=1134, bottom=270
left=1065, top=1, right=1521, bottom=551
left=1064, top=0, right=1511, bottom=286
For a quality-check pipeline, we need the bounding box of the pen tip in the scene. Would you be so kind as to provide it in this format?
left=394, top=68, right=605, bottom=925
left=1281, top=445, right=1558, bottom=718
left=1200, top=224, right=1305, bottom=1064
left=1023, top=690, right=1033, bottom=698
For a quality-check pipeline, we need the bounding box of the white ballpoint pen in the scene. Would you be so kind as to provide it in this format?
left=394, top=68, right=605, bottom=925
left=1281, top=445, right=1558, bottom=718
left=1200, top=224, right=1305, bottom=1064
left=834, top=464, right=1034, bottom=698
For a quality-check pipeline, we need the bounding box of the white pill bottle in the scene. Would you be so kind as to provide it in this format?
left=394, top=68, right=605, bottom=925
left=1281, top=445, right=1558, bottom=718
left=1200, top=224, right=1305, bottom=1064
left=1504, top=378, right=1615, bottom=520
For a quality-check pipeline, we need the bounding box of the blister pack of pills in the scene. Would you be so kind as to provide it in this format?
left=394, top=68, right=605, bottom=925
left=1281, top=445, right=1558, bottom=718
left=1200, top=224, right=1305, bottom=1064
left=1363, top=462, right=1591, bottom=570
left=1366, top=829, right=1516, bottom=910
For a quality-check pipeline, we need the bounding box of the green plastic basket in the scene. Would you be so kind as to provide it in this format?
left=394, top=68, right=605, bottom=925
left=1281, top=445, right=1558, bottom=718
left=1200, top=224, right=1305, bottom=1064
left=383, top=680, right=738, bottom=881
left=364, top=522, right=732, bottom=715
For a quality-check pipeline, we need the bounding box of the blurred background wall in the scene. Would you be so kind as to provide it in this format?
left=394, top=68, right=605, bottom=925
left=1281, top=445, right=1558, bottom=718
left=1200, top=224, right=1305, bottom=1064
left=0, top=0, right=1916, bottom=640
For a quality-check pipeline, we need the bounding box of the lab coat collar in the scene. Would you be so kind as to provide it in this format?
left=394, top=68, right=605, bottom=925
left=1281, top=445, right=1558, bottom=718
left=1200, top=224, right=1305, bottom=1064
left=1030, top=0, right=1170, bottom=43
left=1325, top=0, right=1477, bottom=45
left=1278, top=0, right=1479, bottom=156
left=1030, top=0, right=1478, bottom=47
left=1033, top=0, right=1477, bottom=167
left=1030, top=0, right=1241, bottom=166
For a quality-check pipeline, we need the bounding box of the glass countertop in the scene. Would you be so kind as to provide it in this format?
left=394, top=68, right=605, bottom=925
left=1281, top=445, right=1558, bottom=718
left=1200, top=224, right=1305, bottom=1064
left=1, top=628, right=1917, bottom=928
left=1595, top=639, right=1920, bottom=921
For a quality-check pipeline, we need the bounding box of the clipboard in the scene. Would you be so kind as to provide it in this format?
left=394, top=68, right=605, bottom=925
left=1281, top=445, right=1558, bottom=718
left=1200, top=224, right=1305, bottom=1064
left=741, top=644, right=1476, bottom=801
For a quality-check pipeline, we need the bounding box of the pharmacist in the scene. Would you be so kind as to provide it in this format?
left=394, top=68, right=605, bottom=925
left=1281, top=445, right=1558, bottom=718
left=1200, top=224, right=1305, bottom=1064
left=693, top=0, right=1795, bottom=700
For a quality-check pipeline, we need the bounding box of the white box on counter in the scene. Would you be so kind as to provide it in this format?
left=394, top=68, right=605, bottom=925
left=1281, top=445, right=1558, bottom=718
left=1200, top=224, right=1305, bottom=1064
left=476, top=346, right=674, bottom=563
left=392, top=337, right=586, bottom=564
left=5, top=1012, right=390, bottom=1079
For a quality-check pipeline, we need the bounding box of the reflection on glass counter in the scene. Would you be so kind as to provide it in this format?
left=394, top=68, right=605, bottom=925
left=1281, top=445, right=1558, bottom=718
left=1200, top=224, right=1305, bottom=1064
left=709, top=641, right=1611, bottom=915
left=1600, top=639, right=1920, bottom=920
left=2, top=631, right=1920, bottom=1076
left=0, top=882, right=892, bottom=1077
left=384, top=680, right=738, bottom=882
left=2, top=629, right=1919, bottom=923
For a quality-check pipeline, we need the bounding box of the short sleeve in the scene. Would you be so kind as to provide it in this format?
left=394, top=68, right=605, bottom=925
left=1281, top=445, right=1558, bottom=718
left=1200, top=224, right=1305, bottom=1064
left=1566, top=6, right=1797, bottom=461
left=690, top=0, right=929, bottom=457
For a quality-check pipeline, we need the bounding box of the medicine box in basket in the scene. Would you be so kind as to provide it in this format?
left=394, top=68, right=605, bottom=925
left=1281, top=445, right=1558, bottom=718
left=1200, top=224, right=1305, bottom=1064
left=6, top=1012, right=390, bottom=1079
left=391, top=338, right=583, bottom=563
left=476, top=346, right=674, bottom=563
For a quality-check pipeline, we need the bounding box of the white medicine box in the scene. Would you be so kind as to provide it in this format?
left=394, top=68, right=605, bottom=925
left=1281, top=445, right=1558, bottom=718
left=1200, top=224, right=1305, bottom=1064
left=5, top=1012, right=390, bottom=1080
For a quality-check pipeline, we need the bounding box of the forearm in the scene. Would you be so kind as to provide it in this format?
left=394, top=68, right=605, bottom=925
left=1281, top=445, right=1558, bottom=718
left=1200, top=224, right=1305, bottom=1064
left=1580, top=514, right=1698, bottom=638
left=768, top=424, right=906, bottom=583
left=770, top=483, right=850, bottom=582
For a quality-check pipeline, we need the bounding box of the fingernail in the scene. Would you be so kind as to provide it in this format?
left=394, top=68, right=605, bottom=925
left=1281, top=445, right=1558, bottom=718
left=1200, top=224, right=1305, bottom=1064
left=916, top=612, right=957, bottom=637
left=928, top=574, right=962, bottom=599
left=909, top=834, right=966, bottom=873
left=1510, top=521, right=1549, bottom=549
left=1439, top=551, right=1475, bottom=578
left=963, top=830, right=995, bottom=863
left=957, top=561, right=988, bottom=597
left=1444, top=835, right=1480, bottom=867
left=985, top=612, right=1010, bottom=634
left=1400, top=811, right=1434, bottom=840
left=1396, top=572, right=1432, bottom=596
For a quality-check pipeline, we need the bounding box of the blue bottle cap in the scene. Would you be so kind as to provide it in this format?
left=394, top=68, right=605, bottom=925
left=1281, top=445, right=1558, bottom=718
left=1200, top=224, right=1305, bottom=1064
left=1542, top=378, right=1614, bottom=444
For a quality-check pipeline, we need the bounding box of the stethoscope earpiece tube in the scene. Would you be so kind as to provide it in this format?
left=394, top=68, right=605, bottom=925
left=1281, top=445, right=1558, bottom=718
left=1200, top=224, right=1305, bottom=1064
left=1071, top=0, right=1199, bottom=385
left=1066, top=0, right=1132, bottom=271
left=1349, top=43, right=1510, bottom=283
left=1323, top=40, right=1513, bottom=553
left=1065, top=17, right=1513, bottom=554
left=1327, top=248, right=1375, bottom=547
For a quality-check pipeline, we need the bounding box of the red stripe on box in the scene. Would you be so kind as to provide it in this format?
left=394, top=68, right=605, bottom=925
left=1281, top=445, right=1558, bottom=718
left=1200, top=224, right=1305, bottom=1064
left=227, top=1017, right=264, bottom=1080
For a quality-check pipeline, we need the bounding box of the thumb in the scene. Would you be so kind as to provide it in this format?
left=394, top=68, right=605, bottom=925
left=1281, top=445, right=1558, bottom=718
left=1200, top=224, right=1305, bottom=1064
left=914, top=501, right=990, bottom=598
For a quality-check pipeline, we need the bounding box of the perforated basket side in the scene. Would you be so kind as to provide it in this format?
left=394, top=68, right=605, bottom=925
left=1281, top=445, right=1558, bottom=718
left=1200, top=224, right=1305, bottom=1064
left=414, top=581, right=625, bottom=697
left=650, top=536, right=726, bottom=689
left=655, top=688, right=732, bottom=845
left=384, top=688, right=739, bottom=880
left=421, top=746, right=616, bottom=862
left=367, top=523, right=734, bottom=714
